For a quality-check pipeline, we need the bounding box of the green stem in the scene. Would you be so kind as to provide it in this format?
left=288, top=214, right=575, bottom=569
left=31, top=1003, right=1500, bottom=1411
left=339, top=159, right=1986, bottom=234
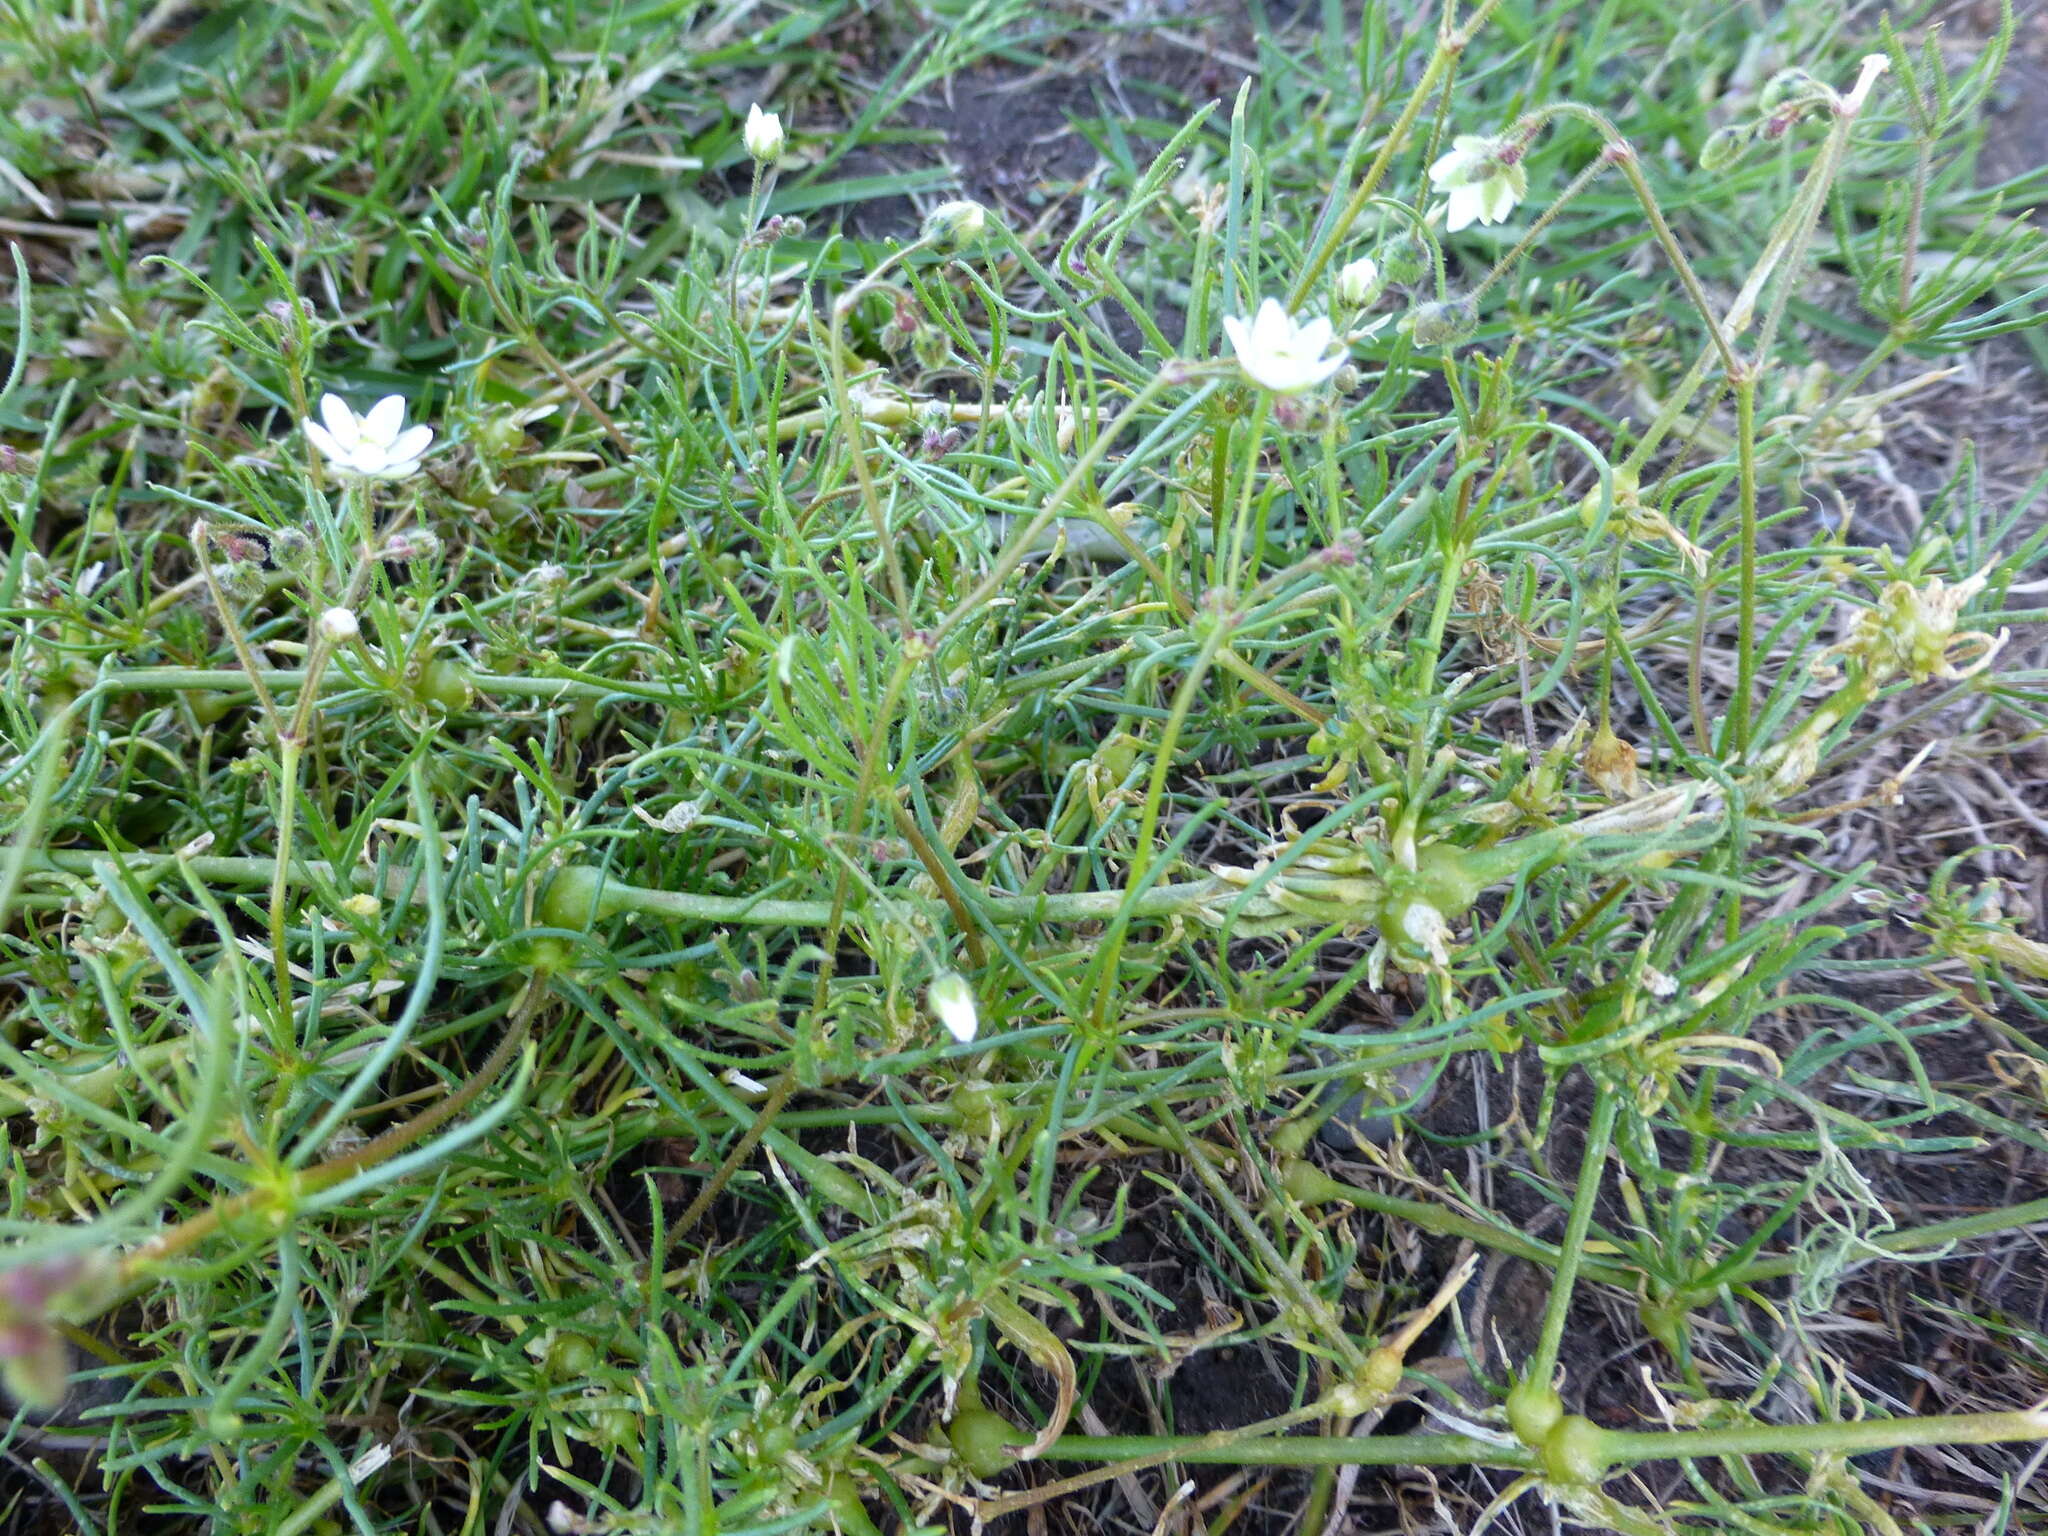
left=1046, top=1432, right=1533, bottom=1469
left=268, top=738, right=303, bottom=1007
left=1596, top=1408, right=2048, bottom=1466
left=1527, top=1083, right=1619, bottom=1389
left=1161, top=1129, right=1368, bottom=1374
left=1224, top=393, right=1271, bottom=589
left=1043, top=1407, right=2048, bottom=1470
left=33, top=847, right=1230, bottom=930
left=1280, top=1158, right=1635, bottom=1286
left=0, top=695, right=80, bottom=929
left=96, top=664, right=645, bottom=704
left=1729, top=368, right=1759, bottom=758
left=819, top=236, right=938, bottom=621
left=1090, top=616, right=1233, bottom=1028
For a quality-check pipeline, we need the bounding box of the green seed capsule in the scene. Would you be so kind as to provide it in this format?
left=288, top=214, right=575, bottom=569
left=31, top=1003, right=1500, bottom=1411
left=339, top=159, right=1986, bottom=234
left=538, top=865, right=609, bottom=931
left=417, top=658, right=475, bottom=712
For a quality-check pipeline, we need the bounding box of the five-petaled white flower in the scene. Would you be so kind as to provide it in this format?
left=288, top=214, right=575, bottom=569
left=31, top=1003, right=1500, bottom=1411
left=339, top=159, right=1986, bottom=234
left=927, top=972, right=979, bottom=1045
left=1223, top=299, right=1346, bottom=395
left=1428, top=135, right=1527, bottom=232
left=744, top=103, right=784, bottom=163
left=304, top=393, right=434, bottom=481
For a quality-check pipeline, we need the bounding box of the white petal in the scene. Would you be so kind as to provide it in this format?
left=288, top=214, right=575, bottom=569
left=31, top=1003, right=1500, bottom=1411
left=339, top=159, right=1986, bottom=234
left=1445, top=184, right=1479, bottom=233
left=1293, top=316, right=1336, bottom=355
left=1222, top=313, right=1253, bottom=360
left=319, top=393, right=358, bottom=446
left=363, top=394, right=408, bottom=448
left=1478, top=175, right=1516, bottom=224
left=388, top=424, right=434, bottom=464
left=1251, top=297, right=1292, bottom=350
left=1239, top=352, right=1286, bottom=392
left=1428, top=148, right=1468, bottom=186
left=303, top=422, right=344, bottom=464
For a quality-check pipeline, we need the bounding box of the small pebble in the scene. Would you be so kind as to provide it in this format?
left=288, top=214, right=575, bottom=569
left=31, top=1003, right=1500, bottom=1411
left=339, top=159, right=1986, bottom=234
left=1315, top=1023, right=1442, bottom=1150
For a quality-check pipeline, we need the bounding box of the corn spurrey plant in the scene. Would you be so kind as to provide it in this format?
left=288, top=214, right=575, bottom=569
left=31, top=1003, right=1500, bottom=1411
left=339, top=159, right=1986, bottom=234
left=1, top=0, right=2046, bottom=1532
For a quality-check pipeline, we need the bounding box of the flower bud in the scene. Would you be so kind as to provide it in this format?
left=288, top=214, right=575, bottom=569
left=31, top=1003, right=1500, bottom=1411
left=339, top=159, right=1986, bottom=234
left=927, top=971, right=979, bottom=1044
left=0, top=1321, right=68, bottom=1409
left=215, top=561, right=266, bottom=602
left=743, top=103, right=785, bottom=163
left=381, top=529, right=442, bottom=564
left=1379, top=235, right=1428, bottom=286
left=1758, top=68, right=1823, bottom=114
left=922, top=199, right=990, bottom=250
left=1404, top=298, right=1477, bottom=346
left=1336, top=255, right=1384, bottom=307
left=268, top=525, right=317, bottom=575
left=912, top=323, right=952, bottom=371
left=316, top=606, right=360, bottom=643
left=1697, top=123, right=1753, bottom=172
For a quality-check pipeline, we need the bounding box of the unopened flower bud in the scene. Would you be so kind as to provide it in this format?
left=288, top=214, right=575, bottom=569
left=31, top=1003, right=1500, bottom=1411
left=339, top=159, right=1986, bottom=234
left=743, top=103, right=785, bottom=163
left=1336, top=255, right=1384, bottom=307
left=381, top=529, right=442, bottom=564
left=0, top=1320, right=68, bottom=1409
left=1379, top=235, right=1427, bottom=286
left=1697, top=123, right=1753, bottom=172
left=922, top=199, right=990, bottom=250
left=912, top=323, right=951, bottom=371
left=215, top=561, right=266, bottom=602
left=1270, top=394, right=1312, bottom=433
left=927, top=971, right=979, bottom=1044
left=316, top=606, right=359, bottom=642
left=1758, top=68, right=1823, bottom=115
left=1405, top=298, right=1477, bottom=347
left=268, top=525, right=316, bottom=575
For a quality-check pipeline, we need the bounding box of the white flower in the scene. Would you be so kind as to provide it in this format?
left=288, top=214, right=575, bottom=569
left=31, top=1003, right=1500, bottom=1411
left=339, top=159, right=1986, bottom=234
left=304, top=393, right=433, bottom=481
left=1222, top=298, right=1346, bottom=394
left=744, top=103, right=784, bottom=163
left=927, top=971, right=979, bottom=1044
left=316, top=606, right=359, bottom=642
left=1336, top=256, right=1382, bottom=307
left=1428, top=135, right=1527, bottom=232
